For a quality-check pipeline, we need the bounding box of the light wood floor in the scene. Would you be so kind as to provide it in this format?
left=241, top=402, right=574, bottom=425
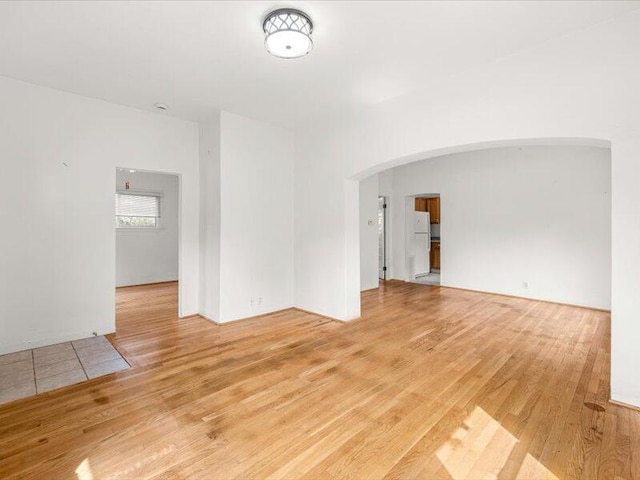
left=0, top=281, right=638, bottom=479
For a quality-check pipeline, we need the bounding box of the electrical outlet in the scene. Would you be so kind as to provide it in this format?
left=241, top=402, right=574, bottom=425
left=92, top=331, right=98, bottom=337
left=258, top=297, right=263, bottom=305
left=522, top=281, right=528, bottom=289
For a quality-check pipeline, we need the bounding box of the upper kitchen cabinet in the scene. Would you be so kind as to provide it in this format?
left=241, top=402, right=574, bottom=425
left=415, top=197, right=428, bottom=212
left=427, top=197, right=440, bottom=224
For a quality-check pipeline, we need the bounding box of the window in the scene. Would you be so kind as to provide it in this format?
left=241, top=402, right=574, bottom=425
left=115, top=193, right=160, bottom=228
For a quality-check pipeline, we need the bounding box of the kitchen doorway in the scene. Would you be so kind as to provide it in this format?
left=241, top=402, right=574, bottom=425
left=378, top=196, right=387, bottom=280
left=406, top=194, right=441, bottom=286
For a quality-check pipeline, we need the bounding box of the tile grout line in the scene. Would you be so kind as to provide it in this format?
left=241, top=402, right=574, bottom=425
left=70, top=341, right=90, bottom=381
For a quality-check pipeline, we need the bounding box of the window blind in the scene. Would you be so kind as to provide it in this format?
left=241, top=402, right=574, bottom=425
left=115, top=193, right=160, bottom=218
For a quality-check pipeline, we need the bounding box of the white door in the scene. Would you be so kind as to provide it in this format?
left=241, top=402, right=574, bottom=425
left=378, top=197, right=386, bottom=280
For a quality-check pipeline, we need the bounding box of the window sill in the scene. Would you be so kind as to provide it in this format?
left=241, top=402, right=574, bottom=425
left=116, top=227, right=166, bottom=232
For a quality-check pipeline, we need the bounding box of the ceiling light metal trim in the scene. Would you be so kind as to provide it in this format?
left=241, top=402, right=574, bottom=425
left=263, top=8, right=313, bottom=59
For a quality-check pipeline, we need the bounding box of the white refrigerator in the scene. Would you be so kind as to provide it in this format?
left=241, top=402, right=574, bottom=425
left=413, top=211, right=431, bottom=278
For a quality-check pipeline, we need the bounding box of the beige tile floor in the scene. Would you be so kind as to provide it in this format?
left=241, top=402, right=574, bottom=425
left=0, top=336, right=129, bottom=405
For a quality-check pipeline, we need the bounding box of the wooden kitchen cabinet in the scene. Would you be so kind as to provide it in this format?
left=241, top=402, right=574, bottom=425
left=427, top=197, right=440, bottom=224
left=414, top=197, right=428, bottom=212
left=430, top=241, right=441, bottom=270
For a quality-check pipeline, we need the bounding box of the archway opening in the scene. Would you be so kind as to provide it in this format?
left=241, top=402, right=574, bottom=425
left=353, top=137, right=611, bottom=317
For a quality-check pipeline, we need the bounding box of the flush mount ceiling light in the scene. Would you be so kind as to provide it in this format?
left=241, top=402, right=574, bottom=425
left=263, top=8, right=313, bottom=59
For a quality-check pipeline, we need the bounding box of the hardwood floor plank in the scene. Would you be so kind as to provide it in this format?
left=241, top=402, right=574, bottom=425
left=0, top=281, right=637, bottom=479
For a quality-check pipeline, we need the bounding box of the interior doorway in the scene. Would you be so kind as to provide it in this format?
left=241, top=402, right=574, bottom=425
left=406, top=194, right=441, bottom=286
left=378, top=196, right=387, bottom=280
left=115, top=168, right=180, bottom=319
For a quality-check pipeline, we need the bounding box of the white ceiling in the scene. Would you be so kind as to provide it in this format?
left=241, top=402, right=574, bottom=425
left=0, top=1, right=638, bottom=128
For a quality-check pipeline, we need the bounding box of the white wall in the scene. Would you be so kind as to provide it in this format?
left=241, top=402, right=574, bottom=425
left=378, top=170, right=394, bottom=280
left=611, top=137, right=640, bottom=409
left=198, top=115, right=222, bottom=322
left=115, top=170, right=179, bottom=287
left=0, top=80, right=294, bottom=354
left=0, top=76, right=200, bottom=355
left=359, top=174, right=379, bottom=291
left=294, top=10, right=640, bottom=406
left=217, top=112, right=294, bottom=322
left=383, top=146, right=611, bottom=309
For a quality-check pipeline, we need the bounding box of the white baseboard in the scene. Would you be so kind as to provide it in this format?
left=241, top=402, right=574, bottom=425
left=610, top=393, right=640, bottom=410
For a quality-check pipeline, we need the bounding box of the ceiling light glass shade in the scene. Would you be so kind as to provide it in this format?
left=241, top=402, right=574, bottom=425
left=263, top=8, right=313, bottom=59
